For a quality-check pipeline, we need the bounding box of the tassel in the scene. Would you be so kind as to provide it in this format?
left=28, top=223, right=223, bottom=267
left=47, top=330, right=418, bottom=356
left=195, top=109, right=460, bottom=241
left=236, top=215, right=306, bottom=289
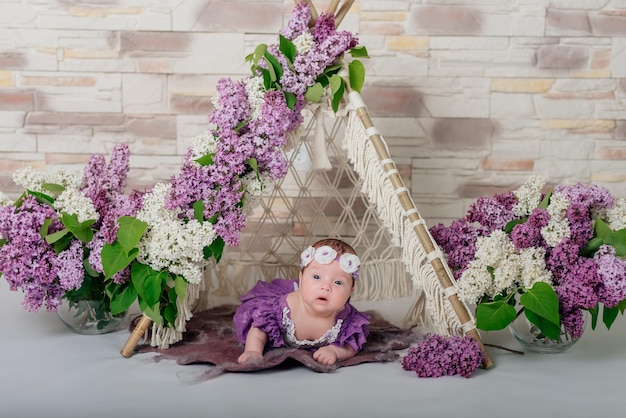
left=311, top=106, right=332, bottom=171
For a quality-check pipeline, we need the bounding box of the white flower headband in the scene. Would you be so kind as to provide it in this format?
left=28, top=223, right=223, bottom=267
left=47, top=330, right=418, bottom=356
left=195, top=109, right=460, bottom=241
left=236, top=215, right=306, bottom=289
left=300, top=245, right=360, bottom=280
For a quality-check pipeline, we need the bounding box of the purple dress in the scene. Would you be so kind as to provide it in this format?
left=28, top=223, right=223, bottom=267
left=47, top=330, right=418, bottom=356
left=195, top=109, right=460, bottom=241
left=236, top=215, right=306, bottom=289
left=233, top=279, right=370, bottom=352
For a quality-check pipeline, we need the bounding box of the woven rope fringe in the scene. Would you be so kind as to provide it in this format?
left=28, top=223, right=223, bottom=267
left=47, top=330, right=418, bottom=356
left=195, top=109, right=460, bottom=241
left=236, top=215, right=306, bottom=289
left=343, top=107, right=463, bottom=335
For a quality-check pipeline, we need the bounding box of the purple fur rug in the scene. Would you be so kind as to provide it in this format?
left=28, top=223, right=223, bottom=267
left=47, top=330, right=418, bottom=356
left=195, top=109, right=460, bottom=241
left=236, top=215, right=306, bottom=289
left=135, top=304, right=419, bottom=382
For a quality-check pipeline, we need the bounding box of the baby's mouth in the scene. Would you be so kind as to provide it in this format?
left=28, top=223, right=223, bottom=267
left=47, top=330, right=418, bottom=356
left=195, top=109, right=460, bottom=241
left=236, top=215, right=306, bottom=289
left=317, top=296, right=328, bottom=302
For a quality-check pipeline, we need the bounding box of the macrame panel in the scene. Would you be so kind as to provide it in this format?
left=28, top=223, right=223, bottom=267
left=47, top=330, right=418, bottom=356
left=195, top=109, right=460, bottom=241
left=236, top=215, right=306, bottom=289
left=341, top=98, right=467, bottom=337
left=195, top=103, right=415, bottom=314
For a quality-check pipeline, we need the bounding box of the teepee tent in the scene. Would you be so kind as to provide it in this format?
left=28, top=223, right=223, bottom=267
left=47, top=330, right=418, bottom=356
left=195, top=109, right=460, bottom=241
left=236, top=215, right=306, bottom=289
left=122, top=0, right=493, bottom=368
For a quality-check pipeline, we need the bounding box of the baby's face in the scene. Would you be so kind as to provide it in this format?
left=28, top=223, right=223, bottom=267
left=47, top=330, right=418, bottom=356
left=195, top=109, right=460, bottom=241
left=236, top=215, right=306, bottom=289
left=298, top=259, right=354, bottom=316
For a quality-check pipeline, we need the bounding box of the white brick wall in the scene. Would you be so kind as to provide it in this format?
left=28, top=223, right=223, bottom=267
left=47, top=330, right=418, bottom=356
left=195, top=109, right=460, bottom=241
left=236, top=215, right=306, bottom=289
left=0, top=0, right=625, bottom=226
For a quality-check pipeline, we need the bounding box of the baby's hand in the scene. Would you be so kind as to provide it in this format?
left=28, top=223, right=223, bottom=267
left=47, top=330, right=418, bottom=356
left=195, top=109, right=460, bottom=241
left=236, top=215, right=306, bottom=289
left=238, top=351, right=264, bottom=365
left=313, top=346, right=339, bottom=365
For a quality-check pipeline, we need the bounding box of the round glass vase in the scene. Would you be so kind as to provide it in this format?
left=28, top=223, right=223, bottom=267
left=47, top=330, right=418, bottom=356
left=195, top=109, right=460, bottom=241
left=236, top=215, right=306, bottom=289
left=57, top=298, right=128, bottom=335
left=508, top=312, right=586, bottom=354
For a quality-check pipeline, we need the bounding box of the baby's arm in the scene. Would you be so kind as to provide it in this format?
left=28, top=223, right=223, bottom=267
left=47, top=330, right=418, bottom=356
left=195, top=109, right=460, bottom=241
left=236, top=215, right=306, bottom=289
left=313, top=344, right=357, bottom=366
left=238, top=326, right=268, bottom=365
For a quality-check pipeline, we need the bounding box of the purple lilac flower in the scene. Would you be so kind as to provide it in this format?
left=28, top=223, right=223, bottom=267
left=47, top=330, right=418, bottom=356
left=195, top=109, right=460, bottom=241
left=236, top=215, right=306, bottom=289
left=280, top=0, right=311, bottom=40
left=402, top=334, right=484, bottom=378
left=466, top=191, right=518, bottom=233
left=561, top=309, right=585, bottom=340
left=510, top=208, right=550, bottom=250
left=0, top=196, right=65, bottom=312
left=554, top=183, right=615, bottom=249
left=209, top=78, right=250, bottom=131
left=55, top=239, right=85, bottom=291
left=430, top=219, right=487, bottom=279
left=594, top=245, right=626, bottom=308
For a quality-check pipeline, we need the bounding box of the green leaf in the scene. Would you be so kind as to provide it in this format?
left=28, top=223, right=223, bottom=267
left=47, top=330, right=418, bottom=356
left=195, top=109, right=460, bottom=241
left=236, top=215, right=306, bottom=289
left=109, top=283, right=137, bottom=315
left=102, top=242, right=139, bottom=279
left=504, top=217, right=527, bottom=234
left=304, top=82, right=325, bottom=103
left=350, top=45, right=369, bottom=58
left=116, top=216, right=147, bottom=251
left=27, top=190, right=54, bottom=206
left=475, top=300, right=517, bottom=331
left=264, top=51, right=281, bottom=82
left=163, top=287, right=179, bottom=326
left=524, top=309, right=561, bottom=340
left=594, top=217, right=612, bottom=241
left=143, top=270, right=167, bottom=307
left=260, top=68, right=272, bottom=90
left=279, top=34, right=296, bottom=65
left=174, top=275, right=187, bottom=300
left=348, top=60, right=365, bottom=93
left=204, top=236, right=225, bottom=263
left=61, top=213, right=95, bottom=243
left=53, top=233, right=74, bottom=254
left=246, top=158, right=259, bottom=177
left=131, top=262, right=152, bottom=302
left=42, top=182, right=66, bottom=193
left=283, top=91, right=297, bottom=110
left=588, top=304, right=599, bottom=330
left=193, top=200, right=205, bottom=222
left=45, top=228, right=70, bottom=245
left=329, top=74, right=345, bottom=113
left=519, top=281, right=560, bottom=325
left=40, top=218, right=54, bottom=238
left=602, top=304, right=620, bottom=330
left=194, top=153, right=214, bottom=167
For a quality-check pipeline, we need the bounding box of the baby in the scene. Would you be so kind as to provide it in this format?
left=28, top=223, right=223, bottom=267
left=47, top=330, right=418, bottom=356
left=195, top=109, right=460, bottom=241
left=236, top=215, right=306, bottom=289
left=234, top=238, right=370, bottom=365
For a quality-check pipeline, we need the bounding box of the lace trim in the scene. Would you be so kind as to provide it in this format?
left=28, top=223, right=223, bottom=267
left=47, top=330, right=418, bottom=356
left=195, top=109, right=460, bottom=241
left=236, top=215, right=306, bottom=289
left=282, top=307, right=342, bottom=348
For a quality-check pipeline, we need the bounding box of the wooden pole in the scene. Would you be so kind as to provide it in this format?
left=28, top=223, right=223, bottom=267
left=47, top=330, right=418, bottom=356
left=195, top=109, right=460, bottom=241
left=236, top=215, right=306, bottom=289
left=349, top=93, right=494, bottom=369
left=327, top=0, right=341, bottom=14
left=335, top=0, right=354, bottom=28
left=120, top=315, right=152, bottom=358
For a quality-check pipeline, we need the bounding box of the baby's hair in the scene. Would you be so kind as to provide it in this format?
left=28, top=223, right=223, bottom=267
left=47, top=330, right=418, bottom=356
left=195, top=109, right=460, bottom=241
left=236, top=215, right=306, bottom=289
left=311, top=238, right=358, bottom=257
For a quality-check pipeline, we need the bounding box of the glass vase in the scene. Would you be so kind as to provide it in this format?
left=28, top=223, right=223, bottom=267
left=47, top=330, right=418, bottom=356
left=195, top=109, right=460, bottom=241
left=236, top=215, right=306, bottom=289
left=57, top=298, right=128, bottom=335
left=508, top=312, right=586, bottom=354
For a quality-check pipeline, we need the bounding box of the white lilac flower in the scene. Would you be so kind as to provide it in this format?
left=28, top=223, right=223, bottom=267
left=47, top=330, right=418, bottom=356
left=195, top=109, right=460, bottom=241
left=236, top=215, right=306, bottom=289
left=245, top=76, right=266, bottom=120
left=513, top=175, right=545, bottom=217
left=519, top=247, right=553, bottom=289
left=541, top=193, right=571, bottom=247
left=473, top=230, right=516, bottom=268
left=190, top=129, right=218, bottom=162
left=491, top=254, right=522, bottom=297
left=458, top=263, right=493, bottom=304
left=13, top=167, right=46, bottom=192
left=293, top=32, right=314, bottom=55
left=606, top=198, right=626, bottom=231
left=241, top=172, right=268, bottom=199
left=53, top=188, right=99, bottom=223
left=49, top=168, right=82, bottom=190
left=135, top=182, right=217, bottom=285
left=0, top=192, right=12, bottom=207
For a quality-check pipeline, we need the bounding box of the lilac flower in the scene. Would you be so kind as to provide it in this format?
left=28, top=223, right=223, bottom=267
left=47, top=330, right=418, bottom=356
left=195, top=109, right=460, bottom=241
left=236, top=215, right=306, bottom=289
left=280, top=0, right=311, bottom=40
left=466, top=191, right=518, bottom=233
left=595, top=245, right=626, bottom=308
left=402, top=334, right=484, bottom=378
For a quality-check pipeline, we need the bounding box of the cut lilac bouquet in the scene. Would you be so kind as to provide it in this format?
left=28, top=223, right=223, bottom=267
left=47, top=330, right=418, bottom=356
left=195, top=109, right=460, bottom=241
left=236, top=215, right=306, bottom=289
left=0, top=1, right=368, bottom=344
left=430, top=176, right=626, bottom=341
left=402, top=334, right=485, bottom=378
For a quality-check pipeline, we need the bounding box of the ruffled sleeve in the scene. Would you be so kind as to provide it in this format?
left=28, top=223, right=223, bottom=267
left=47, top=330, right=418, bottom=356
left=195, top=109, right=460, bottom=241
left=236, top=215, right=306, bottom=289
left=332, top=304, right=370, bottom=352
left=233, top=279, right=297, bottom=348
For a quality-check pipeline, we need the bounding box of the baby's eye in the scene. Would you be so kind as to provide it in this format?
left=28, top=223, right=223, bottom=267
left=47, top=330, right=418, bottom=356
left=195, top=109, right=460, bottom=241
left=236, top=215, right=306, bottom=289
left=334, top=280, right=344, bottom=286
left=312, top=274, right=321, bottom=280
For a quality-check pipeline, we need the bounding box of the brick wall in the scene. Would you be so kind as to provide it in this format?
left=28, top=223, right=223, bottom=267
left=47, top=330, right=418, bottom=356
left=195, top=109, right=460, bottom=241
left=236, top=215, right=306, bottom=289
left=0, top=0, right=625, bottom=226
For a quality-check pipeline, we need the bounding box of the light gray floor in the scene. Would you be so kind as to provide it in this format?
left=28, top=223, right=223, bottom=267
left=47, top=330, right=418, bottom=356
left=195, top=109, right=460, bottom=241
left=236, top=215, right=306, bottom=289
left=2, top=279, right=625, bottom=418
